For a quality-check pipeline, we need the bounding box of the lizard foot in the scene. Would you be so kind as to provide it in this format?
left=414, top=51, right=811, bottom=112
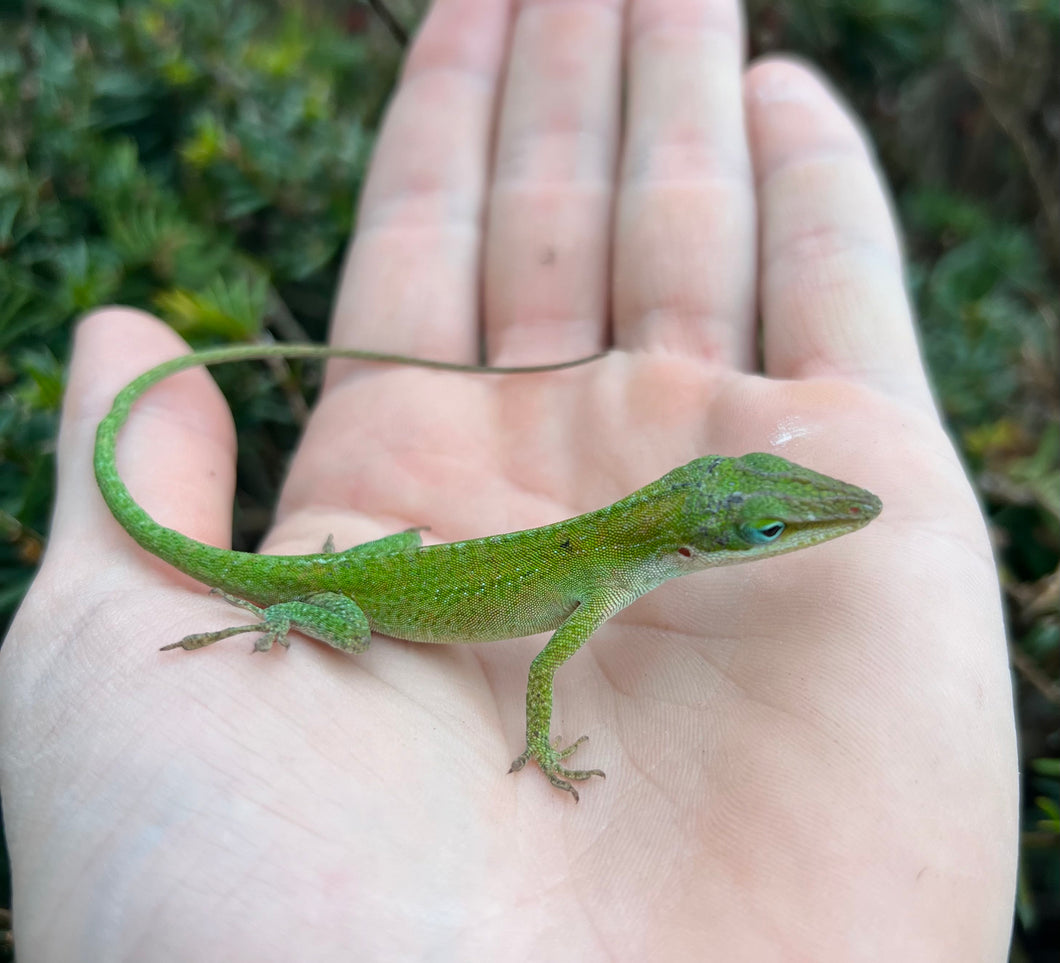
left=160, top=590, right=372, bottom=654
left=160, top=591, right=292, bottom=652
left=508, top=735, right=606, bottom=803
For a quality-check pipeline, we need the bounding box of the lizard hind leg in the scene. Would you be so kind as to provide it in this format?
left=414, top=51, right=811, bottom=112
left=161, top=590, right=372, bottom=654
left=322, top=526, right=426, bottom=554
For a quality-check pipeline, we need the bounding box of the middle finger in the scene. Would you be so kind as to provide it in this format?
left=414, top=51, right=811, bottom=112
left=484, top=0, right=624, bottom=364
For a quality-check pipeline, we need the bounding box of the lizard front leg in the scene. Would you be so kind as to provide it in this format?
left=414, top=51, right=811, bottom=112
left=509, top=588, right=638, bottom=801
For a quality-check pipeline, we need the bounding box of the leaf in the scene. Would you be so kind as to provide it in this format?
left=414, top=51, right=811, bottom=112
left=155, top=271, right=268, bottom=340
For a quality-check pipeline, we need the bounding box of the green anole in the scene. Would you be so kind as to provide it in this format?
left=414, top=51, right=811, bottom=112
left=94, top=342, right=882, bottom=800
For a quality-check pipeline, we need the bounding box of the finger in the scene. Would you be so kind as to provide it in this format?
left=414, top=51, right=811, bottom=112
left=747, top=58, right=934, bottom=408
left=483, top=0, right=622, bottom=363
left=330, top=0, right=512, bottom=362
left=54, top=308, right=236, bottom=572
left=613, top=0, right=756, bottom=367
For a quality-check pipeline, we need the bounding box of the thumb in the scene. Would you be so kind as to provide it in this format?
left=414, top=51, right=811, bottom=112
left=50, top=307, right=237, bottom=577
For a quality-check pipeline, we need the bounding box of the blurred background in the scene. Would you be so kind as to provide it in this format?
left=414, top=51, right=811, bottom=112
left=0, top=0, right=1056, bottom=958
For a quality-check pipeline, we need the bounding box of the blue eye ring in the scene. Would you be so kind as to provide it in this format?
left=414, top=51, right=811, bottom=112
left=746, top=520, right=785, bottom=544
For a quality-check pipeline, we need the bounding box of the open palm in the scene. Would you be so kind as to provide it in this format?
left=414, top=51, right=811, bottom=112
left=1, top=1, right=1017, bottom=959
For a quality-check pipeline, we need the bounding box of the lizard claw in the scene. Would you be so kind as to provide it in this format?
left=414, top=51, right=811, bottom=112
left=508, top=735, right=605, bottom=801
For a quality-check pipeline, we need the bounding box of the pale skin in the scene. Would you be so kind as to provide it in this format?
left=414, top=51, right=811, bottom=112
left=0, top=0, right=1017, bottom=960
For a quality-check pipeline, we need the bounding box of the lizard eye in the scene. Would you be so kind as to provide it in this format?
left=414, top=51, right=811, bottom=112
left=746, top=520, right=785, bottom=544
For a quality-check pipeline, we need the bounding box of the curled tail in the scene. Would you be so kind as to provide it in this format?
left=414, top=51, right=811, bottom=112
left=94, top=341, right=603, bottom=586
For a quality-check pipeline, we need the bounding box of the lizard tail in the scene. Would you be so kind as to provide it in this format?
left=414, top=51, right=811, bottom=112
left=93, top=341, right=603, bottom=586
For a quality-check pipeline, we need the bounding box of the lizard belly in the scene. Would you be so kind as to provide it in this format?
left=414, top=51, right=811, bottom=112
left=352, top=547, right=583, bottom=644
left=364, top=579, right=579, bottom=644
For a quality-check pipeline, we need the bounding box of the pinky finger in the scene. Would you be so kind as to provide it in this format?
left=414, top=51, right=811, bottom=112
left=748, top=58, right=935, bottom=412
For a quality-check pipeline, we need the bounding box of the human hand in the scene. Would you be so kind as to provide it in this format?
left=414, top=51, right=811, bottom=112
left=1, top=0, right=1016, bottom=958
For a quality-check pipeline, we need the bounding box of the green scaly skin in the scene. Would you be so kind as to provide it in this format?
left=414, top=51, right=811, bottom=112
left=94, top=343, right=882, bottom=800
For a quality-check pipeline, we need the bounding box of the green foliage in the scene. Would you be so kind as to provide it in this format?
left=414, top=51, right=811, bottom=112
left=0, top=0, right=402, bottom=616
left=156, top=274, right=270, bottom=340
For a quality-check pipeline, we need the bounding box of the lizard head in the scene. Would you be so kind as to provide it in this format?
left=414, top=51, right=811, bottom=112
left=659, top=453, right=882, bottom=569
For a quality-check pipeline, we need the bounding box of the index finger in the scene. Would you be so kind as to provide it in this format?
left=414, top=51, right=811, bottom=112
left=330, top=0, right=511, bottom=363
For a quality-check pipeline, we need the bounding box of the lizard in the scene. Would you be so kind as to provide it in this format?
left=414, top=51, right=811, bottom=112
left=94, top=342, right=882, bottom=800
